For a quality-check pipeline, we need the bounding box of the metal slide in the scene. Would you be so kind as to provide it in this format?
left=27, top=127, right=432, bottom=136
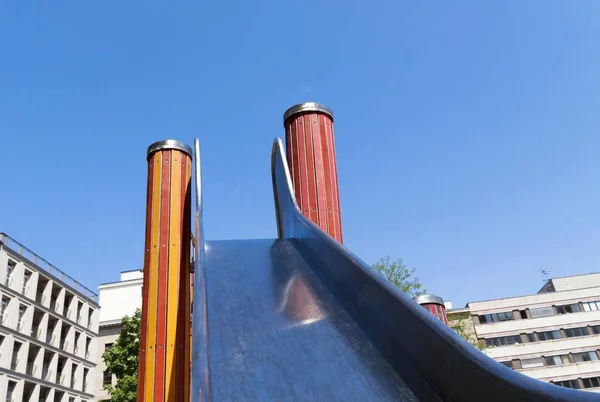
left=190, top=138, right=596, bottom=401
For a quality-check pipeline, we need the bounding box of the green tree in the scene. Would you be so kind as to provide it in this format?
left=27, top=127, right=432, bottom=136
left=372, top=256, right=426, bottom=297
left=102, top=308, right=141, bottom=402
left=447, top=312, right=486, bottom=351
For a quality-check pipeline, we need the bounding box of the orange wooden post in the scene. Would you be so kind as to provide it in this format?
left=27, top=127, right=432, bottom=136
left=138, top=140, right=193, bottom=402
left=283, top=102, right=343, bottom=243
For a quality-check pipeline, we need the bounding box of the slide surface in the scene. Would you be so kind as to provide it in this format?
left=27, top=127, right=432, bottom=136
left=190, top=138, right=595, bottom=401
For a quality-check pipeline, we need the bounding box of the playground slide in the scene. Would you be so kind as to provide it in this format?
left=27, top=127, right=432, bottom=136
left=190, top=138, right=595, bottom=401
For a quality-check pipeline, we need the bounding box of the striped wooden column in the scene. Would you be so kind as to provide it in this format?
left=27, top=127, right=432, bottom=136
left=414, top=295, right=449, bottom=325
left=283, top=102, right=343, bottom=243
left=138, top=140, right=193, bottom=402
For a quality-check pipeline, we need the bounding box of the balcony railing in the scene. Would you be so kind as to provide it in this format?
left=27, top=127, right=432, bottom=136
left=35, top=292, right=46, bottom=304
left=76, top=314, right=82, bottom=323
left=31, top=325, right=41, bottom=339
left=0, top=313, right=7, bottom=325
left=0, top=233, right=98, bottom=302
left=17, top=320, right=25, bottom=332
left=42, top=367, right=52, bottom=381
left=26, top=362, right=37, bottom=376
left=22, top=284, right=29, bottom=296
left=64, top=309, right=71, bottom=319
left=11, top=357, right=19, bottom=370
left=4, top=276, right=13, bottom=287
left=46, top=333, right=55, bottom=346
left=56, top=372, right=65, bottom=385
left=60, top=339, right=68, bottom=350
left=49, top=300, right=60, bottom=313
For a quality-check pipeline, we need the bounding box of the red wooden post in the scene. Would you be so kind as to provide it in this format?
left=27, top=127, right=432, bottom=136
left=138, top=140, right=192, bottom=402
left=283, top=102, right=343, bottom=243
left=414, top=295, right=449, bottom=325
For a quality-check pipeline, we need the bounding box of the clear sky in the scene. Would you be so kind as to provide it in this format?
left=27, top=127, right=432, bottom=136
left=1, top=2, right=600, bottom=308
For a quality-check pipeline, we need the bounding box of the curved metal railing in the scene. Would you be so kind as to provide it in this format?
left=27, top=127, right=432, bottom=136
left=271, top=137, right=594, bottom=402
left=191, top=138, right=213, bottom=402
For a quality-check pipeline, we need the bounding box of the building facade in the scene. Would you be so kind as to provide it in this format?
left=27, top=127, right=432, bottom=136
left=95, top=269, right=143, bottom=401
left=449, top=273, right=600, bottom=393
left=0, top=233, right=99, bottom=402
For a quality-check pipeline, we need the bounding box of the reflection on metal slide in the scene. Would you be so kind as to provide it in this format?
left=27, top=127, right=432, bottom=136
left=190, top=138, right=595, bottom=401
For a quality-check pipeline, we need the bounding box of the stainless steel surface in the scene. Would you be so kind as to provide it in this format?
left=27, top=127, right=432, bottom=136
left=146, top=139, right=193, bottom=159
left=283, top=102, right=334, bottom=124
left=205, top=238, right=419, bottom=402
left=191, top=138, right=212, bottom=402
left=270, top=136, right=595, bottom=402
left=413, top=294, right=445, bottom=306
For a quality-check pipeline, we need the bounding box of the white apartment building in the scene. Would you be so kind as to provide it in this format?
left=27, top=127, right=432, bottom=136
left=454, top=273, right=600, bottom=393
left=0, top=233, right=99, bottom=402
left=95, top=269, right=142, bottom=401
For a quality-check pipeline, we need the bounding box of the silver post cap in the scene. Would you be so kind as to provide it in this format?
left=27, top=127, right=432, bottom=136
left=283, top=102, right=334, bottom=126
left=147, top=140, right=193, bottom=160
left=413, top=294, right=445, bottom=306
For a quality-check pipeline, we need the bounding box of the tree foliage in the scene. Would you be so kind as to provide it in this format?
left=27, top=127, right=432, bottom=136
left=102, top=308, right=141, bottom=402
left=372, top=256, right=426, bottom=297
left=448, top=313, right=486, bottom=351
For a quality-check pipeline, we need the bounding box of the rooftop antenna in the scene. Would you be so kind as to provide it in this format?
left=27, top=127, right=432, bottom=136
left=540, top=268, right=551, bottom=283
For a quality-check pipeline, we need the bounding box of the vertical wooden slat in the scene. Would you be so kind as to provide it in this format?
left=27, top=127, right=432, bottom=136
left=319, top=114, right=336, bottom=238
left=138, top=152, right=155, bottom=402
left=311, top=114, right=328, bottom=232
left=166, top=151, right=182, bottom=401
left=155, top=150, right=172, bottom=402
left=303, top=114, right=318, bottom=223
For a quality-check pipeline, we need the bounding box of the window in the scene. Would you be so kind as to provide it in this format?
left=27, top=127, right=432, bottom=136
left=545, top=355, right=570, bottom=366
left=499, top=361, right=513, bottom=369
left=591, top=325, right=600, bottom=335
left=478, top=311, right=515, bottom=324
left=6, top=260, right=16, bottom=276
left=556, top=303, right=580, bottom=315
left=485, top=335, right=521, bottom=347
left=564, top=327, right=589, bottom=338
left=105, top=342, right=114, bottom=351
left=1, top=296, right=9, bottom=314
left=529, top=306, right=554, bottom=318
left=553, top=379, right=580, bottom=389
left=521, top=357, right=544, bottom=369
left=18, top=304, right=26, bottom=327
left=582, top=301, right=600, bottom=311
left=526, top=333, right=536, bottom=343
left=537, top=330, right=561, bottom=341
left=572, top=351, right=598, bottom=363
left=519, top=310, right=528, bottom=319
left=5, top=260, right=15, bottom=286
left=582, top=377, right=600, bottom=389
left=103, top=370, right=112, bottom=386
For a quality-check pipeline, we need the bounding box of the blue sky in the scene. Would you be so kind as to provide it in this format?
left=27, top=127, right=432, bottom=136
left=1, top=2, right=600, bottom=307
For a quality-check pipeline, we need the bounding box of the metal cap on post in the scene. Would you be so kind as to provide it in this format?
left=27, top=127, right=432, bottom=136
left=414, top=294, right=449, bottom=325
left=138, top=139, right=193, bottom=402
left=283, top=102, right=343, bottom=243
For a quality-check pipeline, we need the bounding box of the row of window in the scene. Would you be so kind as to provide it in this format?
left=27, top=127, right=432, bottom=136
left=0, top=334, right=92, bottom=393
left=5, top=378, right=85, bottom=402
left=553, top=375, right=600, bottom=390
left=1, top=293, right=93, bottom=359
left=484, top=325, right=600, bottom=348
left=5, top=258, right=95, bottom=329
left=478, top=300, right=600, bottom=325
left=500, top=350, right=599, bottom=370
